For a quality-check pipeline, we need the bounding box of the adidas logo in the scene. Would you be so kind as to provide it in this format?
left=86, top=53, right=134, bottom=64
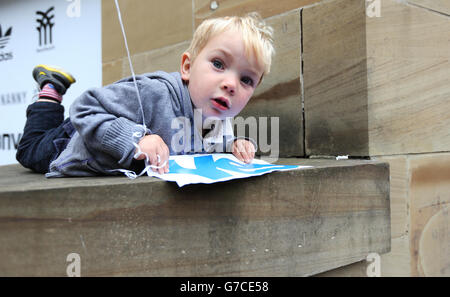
left=0, top=25, right=12, bottom=50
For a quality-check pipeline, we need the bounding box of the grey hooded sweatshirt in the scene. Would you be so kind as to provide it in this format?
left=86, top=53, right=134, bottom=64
left=46, top=71, right=235, bottom=177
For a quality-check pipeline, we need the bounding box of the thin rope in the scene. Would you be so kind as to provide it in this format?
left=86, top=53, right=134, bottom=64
left=114, top=0, right=146, bottom=127
left=112, top=0, right=167, bottom=176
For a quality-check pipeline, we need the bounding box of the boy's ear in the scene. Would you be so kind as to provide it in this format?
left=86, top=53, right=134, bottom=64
left=180, top=52, right=191, bottom=82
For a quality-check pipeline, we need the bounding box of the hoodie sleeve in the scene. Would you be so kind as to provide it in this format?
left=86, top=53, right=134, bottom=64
left=69, top=78, right=154, bottom=167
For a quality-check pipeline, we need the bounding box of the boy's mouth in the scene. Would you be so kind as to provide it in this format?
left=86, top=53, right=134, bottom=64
left=211, top=97, right=231, bottom=111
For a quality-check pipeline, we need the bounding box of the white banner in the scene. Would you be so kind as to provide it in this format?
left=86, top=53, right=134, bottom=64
left=0, top=0, right=101, bottom=165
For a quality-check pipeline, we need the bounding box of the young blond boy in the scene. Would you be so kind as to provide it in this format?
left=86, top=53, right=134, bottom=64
left=16, top=13, right=275, bottom=177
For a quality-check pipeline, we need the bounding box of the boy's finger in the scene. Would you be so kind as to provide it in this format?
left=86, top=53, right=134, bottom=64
left=232, top=150, right=242, bottom=162
left=162, top=144, right=170, bottom=160
left=149, top=153, right=158, bottom=172
left=157, top=147, right=167, bottom=165
left=248, top=142, right=256, bottom=154
left=234, top=139, right=244, bottom=151
left=233, top=142, right=244, bottom=159
left=155, top=150, right=166, bottom=175
left=246, top=142, right=255, bottom=162
left=235, top=151, right=246, bottom=163
left=236, top=140, right=246, bottom=152
left=157, top=155, right=163, bottom=174
left=244, top=149, right=254, bottom=163
left=160, top=149, right=170, bottom=173
left=250, top=150, right=255, bottom=160
left=241, top=150, right=250, bottom=163
left=163, top=153, right=170, bottom=174
left=238, top=142, right=251, bottom=163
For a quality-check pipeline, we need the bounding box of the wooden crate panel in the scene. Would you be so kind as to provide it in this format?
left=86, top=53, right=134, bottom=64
left=303, top=0, right=368, bottom=156
left=122, top=42, right=190, bottom=77
left=319, top=235, right=412, bottom=277
left=409, top=153, right=450, bottom=276
left=304, top=0, right=450, bottom=156
left=380, top=235, right=411, bottom=276
left=194, top=0, right=321, bottom=27
left=407, top=0, right=450, bottom=14
left=102, top=59, right=124, bottom=86
left=367, top=0, right=450, bottom=155
left=102, top=0, right=193, bottom=63
left=0, top=160, right=390, bottom=276
left=378, top=156, right=408, bottom=238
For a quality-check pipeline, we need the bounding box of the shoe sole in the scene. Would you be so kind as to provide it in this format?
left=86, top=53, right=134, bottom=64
left=34, top=64, right=76, bottom=84
left=33, top=65, right=76, bottom=95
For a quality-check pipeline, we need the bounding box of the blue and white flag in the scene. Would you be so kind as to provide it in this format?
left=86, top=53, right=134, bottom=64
left=147, top=153, right=311, bottom=187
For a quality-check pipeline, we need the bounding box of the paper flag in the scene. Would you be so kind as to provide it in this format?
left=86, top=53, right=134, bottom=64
left=146, top=153, right=312, bottom=187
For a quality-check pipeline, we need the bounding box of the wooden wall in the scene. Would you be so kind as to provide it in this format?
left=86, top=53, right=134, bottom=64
left=102, top=0, right=450, bottom=276
left=369, top=0, right=449, bottom=277
left=315, top=0, right=450, bottom=277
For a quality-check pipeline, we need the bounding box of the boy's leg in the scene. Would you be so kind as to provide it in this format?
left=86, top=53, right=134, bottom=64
left=16, top=102, right=71, bottom=173
left=16, top=65, right=76, bottom=173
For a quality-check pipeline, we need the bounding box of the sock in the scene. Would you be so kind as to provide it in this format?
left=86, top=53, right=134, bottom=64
left=38, top=83, right=63, bottom=103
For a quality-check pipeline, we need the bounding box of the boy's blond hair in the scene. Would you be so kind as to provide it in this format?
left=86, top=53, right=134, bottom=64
left=185, top=12, right=275, bottom=81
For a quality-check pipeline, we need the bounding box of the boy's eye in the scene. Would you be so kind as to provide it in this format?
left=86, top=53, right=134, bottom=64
left=212, top=59, right=224, bottom=69
left=241, top=76, right=254, bottom=86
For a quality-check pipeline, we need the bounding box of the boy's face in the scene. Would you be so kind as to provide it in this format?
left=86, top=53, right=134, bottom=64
left=181, top=29, right=264, bottom=120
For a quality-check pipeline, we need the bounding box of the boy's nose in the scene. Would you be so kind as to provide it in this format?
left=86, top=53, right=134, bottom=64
left=221, top=76, right=236, bottom=95
left=223, top=84, right=235, bottom=95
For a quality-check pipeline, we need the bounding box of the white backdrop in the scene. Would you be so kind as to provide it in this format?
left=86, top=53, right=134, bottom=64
left=0, top=0, right=101, bottom=165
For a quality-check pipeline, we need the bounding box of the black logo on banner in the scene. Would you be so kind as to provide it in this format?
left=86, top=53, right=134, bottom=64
left=36, top=6, right=55, bottom=51
left=0, top=92, right=27, bottom=106
left=0, top=133, right=22, bottom=151
left=0, top=24, right=13, bottom=62
left=0, top=25, right=12, bottom=49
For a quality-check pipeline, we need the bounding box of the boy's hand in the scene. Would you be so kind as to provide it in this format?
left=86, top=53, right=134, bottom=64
left=136, top=134, right=170, bottom=174
left=232, top=139, right=256, bottom=164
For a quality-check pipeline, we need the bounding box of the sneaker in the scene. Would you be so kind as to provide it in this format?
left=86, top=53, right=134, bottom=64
left=32, top=65, right=76, bottom=95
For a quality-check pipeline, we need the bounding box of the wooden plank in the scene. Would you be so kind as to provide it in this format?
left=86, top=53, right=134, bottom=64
left=409, top=153, right=450, bottom=276
left=321, top=155, right=412, bottom=277
left=367, top=0, right=450, bottom=155
left=102, top=0, right=193, bottom=63
left=378, top=156, right=408, bottom=238
left=407, top=0, right=450, bottom=15
left=102, top=59, right=124, bottom=86
left=122, top=42, right=190, bottom=77
left=237, top=10, right=303, bottom=158
left=303, top=0, right=368, bottom=156
left=194, top=0, right=321, bottom=27
left=315, top=260, right=367, bottom=277
left=0, top=160, right=390, bottom=276
left=304, top=0, right=450, bottom=156
left=318, top=235, right=412, bottom=277
left=380, top=235, right=411, bottom=276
